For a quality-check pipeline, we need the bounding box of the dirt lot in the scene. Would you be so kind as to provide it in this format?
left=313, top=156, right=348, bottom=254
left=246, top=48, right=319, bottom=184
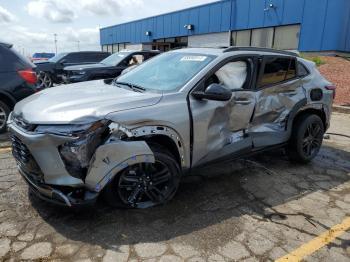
left=0, top=113, right=349, bottom=262
left=318, top=56, right=350, bottom=106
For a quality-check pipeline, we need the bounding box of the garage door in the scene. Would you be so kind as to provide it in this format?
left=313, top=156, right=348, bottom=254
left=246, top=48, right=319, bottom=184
left=188, top=32, right=230, bottom=48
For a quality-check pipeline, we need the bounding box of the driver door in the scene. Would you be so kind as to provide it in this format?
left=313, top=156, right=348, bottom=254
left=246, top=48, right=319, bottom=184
left=189, top=56, right=258, bottom=167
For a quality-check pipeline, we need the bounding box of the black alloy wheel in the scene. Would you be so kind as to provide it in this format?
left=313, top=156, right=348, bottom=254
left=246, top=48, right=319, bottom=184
left=103, top=144, right=181, bottom=208
left=288, top=114, right=325, bottom=163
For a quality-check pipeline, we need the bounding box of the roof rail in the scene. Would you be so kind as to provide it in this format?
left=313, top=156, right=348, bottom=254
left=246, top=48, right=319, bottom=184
left=223, top=46, right=300, bottom=57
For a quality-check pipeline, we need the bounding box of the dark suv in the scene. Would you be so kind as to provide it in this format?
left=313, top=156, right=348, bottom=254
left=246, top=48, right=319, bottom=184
left=63, top=50, right=160, bottom=84
left=35, top=51, right=110, bottom=88
left=0, top=42, right=37, bottom=133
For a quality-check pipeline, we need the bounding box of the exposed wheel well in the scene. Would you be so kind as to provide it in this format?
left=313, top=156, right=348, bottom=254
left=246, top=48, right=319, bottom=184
left=143, top=135, right=181, bottom=167
left=293, top=108, right=327, bottom=130
left=0, top=93, right=15, bottom=110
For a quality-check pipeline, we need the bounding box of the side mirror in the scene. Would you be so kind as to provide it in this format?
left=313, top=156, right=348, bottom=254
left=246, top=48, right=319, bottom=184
left=192, top=83, right=232, bottom=101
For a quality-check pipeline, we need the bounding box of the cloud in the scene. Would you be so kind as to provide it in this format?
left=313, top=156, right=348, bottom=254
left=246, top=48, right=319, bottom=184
left=0, top=25, right=100, bottom=56
left=81, top=0, right=143, bottom=16
left=27, top=0, right=75, bottom=23
left=0, top=5, right=17, bottom=24
left=26, top=0, right=143, bottom=23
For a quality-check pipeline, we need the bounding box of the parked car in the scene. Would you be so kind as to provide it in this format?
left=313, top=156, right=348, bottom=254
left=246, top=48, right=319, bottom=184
left=0, top=42, right=37, bottom=133
left=35, top=51, right=110, bottom=89
left=30, top=52, right=55, bottom=62
left=63, top=50, right=161, bottom=84
left=8, top=47, right=335, bottom=208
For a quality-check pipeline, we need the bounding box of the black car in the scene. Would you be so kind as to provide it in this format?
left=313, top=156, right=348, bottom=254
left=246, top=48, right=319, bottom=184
left=0, top=42, right=38, bottom=133
left=35, top=51, right=110, bottom=88
left=63, top=50, right=160, bottom=84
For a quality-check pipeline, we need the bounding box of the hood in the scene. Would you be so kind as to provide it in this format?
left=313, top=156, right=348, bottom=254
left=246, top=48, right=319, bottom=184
left=14, top=80, right=162, bottom=124
left=64, top=63, right=111, bottom=71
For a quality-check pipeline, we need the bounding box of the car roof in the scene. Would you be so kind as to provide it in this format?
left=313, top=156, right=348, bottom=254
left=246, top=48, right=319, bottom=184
left=171, top=46, right=299, bottom=57
left=68, top=51, right=110, bottom=54
left=0, top=42, right=13, bottom=49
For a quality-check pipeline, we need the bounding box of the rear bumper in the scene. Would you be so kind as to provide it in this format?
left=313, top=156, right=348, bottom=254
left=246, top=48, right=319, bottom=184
left=19, top=166, right=98, bottom=207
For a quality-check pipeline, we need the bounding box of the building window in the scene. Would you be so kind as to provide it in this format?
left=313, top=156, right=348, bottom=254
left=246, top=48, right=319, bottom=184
left=231, top=24, right=301, bottom=50
left=251, top=27, right=274, bottom=48
left=232, top=30, right=251, bottom=46
left=274, top=25, right=300, bottom=50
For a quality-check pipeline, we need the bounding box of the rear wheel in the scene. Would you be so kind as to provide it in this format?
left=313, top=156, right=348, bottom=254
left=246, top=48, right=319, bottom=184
left=0, top=101, right=10, bottom=134
left=103, top=144, right=181, bottom=208
left=287, top=114, right=324, bottom=163
left=37, top=71, right=52, bottom=89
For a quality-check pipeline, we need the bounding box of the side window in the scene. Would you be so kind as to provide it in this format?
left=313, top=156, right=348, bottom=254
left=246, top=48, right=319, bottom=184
left=62, top=53, right=81, bottom=63
left=205, top=61, right=249, bottom=91
left=297, top=62, right=309, bottom=77
left=258, top=57, right=296, bottom=88
left=127, top=54, right=145, bottom=66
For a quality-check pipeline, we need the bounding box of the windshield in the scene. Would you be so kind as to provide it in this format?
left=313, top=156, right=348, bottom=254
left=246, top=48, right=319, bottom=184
left=101, top=52, right=130, bottom=66
left=49, top=53, right=67, bottom=63
left=117, top=52, right=216, bottom=92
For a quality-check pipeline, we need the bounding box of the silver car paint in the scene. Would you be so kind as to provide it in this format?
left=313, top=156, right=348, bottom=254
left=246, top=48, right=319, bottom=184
left=8, top=48, right=333, bottom=201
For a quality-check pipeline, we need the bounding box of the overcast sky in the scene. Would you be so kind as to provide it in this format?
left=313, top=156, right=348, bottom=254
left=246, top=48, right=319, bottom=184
left=0, top=0, right=217, bottom=56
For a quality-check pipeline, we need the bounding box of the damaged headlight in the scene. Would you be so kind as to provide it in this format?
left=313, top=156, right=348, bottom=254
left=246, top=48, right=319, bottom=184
left=54, top=121, right=110, bottom=179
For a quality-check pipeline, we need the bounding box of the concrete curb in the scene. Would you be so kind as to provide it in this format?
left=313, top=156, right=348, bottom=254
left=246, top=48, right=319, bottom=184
left=333, top=105, right=350, bottom=114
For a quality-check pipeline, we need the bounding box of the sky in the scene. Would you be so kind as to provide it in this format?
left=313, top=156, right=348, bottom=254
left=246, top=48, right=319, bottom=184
left=0, top=0, right=218, bottom=57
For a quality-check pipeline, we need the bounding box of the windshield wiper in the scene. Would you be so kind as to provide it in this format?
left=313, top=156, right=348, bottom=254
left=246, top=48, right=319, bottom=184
left=115, top=81, right=146, bottom=92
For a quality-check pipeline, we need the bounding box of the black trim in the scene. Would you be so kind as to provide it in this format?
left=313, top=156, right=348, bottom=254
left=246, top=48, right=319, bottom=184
left=223, top=47, right=299, bottom=57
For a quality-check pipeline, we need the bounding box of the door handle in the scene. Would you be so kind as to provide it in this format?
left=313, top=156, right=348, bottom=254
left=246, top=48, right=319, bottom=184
left=234, top=98, right=252, bottom=105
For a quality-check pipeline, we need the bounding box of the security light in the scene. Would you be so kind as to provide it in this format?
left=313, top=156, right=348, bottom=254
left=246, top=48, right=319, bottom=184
left=184, top=24, right=194, bottom=30
left=145, top=31, right=152, bottom=36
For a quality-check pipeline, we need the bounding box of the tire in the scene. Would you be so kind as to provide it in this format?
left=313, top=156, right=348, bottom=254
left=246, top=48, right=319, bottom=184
left=37, top=71, right=53, bottom=89
left=0, top=101, right=10, bottom=134
left=287, top=114, right=324, bottom=164
left=103, top=144, right=181, bottom=208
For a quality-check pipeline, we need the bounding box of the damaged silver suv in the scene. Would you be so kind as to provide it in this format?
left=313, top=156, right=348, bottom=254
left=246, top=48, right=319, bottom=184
left=8, top=47, right=335, bottom=208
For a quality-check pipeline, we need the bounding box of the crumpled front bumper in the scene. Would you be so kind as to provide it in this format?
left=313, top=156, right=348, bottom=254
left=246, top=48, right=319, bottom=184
left=19, top=166, right=98, bottom=207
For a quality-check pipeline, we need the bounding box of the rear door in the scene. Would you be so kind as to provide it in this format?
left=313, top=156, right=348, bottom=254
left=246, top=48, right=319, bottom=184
left=250, top=55, right=306, bottom=147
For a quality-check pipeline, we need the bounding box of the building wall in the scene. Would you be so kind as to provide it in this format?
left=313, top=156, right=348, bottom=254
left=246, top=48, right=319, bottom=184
left=100, top=0, right=350, bottom=52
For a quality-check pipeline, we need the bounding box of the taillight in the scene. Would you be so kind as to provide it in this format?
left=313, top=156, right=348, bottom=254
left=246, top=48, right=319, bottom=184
left=325, top=85, right=336, bottom=99
left=18, top=69, right=37, bottom=85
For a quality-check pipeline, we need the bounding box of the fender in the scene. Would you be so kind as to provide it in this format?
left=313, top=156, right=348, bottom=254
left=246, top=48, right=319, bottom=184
left=0, top=90, right=17, bottom=108
left=85, top=140, right=155, bottom=192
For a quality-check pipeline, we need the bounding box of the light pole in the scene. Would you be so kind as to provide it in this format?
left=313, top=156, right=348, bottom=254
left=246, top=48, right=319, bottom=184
left=54, top=34, right=58, bottom=54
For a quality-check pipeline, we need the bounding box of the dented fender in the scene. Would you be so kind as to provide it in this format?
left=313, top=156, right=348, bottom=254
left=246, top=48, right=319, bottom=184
left=85, top=140, right=155, bottom=192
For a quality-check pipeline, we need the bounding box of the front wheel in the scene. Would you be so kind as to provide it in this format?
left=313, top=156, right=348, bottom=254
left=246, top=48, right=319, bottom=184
left=287, top=114, right=325, bottom=163
left=103, top=144, right=181, bottom=208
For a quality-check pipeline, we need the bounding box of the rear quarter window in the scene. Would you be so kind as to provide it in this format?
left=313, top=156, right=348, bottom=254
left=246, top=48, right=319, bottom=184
left=258, top=56, right=297, bottom=88
left=297, top=62, right=309, bottom=77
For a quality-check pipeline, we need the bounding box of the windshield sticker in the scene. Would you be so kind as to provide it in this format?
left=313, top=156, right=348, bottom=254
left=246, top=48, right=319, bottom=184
left=181, top=56, right=207, bottom=62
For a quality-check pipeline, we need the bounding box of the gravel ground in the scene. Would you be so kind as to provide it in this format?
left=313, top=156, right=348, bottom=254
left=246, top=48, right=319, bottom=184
left=0, top=113, right=349, bottom=261
left=318, top=56, right=350, bottom=106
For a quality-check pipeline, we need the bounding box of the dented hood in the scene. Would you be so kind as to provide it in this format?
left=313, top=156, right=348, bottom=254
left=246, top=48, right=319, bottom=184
left=13, top=80, right=162, bottom=124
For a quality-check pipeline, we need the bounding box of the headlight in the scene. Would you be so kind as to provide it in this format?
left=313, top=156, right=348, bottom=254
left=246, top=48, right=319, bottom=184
left=72, top=70, right=86, bottom=75
left=35, top=120, right=108, bottom=137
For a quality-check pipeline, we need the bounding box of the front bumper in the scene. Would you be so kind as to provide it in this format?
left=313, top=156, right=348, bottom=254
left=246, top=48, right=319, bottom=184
left=19, top=166, right=98, bottom=207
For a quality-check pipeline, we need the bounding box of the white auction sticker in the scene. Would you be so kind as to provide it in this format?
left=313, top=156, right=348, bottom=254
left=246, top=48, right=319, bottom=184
left=181, top=56, right=207, bottom=62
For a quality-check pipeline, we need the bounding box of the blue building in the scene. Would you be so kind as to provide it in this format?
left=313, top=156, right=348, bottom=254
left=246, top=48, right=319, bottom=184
left=100, top=0, right=350, bottom=53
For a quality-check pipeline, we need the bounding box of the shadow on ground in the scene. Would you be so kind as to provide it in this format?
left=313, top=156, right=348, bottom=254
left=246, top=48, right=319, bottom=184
left=28, top=145, right=350, bottom=251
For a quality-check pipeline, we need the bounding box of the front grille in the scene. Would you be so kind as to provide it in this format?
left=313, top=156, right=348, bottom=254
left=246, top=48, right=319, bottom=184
left=10, top=135, right=44, bottom=184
